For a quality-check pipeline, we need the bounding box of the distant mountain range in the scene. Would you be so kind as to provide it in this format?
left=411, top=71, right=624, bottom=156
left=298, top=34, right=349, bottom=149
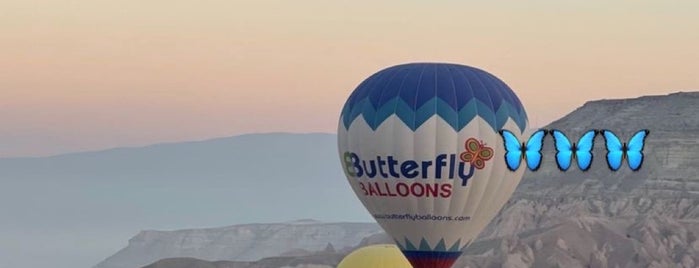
left=110, top=91, right=699, bottom=268
left=0, top=133, right=371, bottom=268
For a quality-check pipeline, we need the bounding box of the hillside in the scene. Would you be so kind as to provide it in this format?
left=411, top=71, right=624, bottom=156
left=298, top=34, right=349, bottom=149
left=465, top=92, right=699, bottom=267
left=139, top=92, right=699, bottom=268
left=95, top=221, right=381, bottom=268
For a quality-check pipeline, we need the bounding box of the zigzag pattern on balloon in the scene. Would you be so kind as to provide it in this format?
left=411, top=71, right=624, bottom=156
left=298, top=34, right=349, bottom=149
left=341, top=96, right=527, bottom=132
left=339, top=63, right=528, bottom=132
left=394, top=237, right=468, bottom=253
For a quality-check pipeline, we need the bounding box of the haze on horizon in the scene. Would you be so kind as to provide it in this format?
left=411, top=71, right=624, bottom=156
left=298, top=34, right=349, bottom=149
left=1, top=0, right=697, bottom=157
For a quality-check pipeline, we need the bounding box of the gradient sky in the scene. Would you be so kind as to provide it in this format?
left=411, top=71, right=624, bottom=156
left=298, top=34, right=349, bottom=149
left=1, top=0, right=697, bottom=157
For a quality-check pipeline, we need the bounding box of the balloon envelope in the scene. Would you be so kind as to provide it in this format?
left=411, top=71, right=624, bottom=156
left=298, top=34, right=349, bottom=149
left=337, top=244, right=412, bottom=268
left=337, top=63, right=529, bottom=268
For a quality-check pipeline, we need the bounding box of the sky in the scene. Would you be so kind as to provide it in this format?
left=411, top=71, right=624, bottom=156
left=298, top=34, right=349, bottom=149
left=1, top=0, right=698, bottom=157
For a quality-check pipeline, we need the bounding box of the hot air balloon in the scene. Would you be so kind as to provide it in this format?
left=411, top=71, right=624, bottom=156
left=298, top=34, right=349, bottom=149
left=337, top=244, right=412, bottom=268
left=337, top=63, right=529, bottom=268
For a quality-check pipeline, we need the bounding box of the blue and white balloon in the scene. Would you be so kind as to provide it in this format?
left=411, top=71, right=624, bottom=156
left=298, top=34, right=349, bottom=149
left=338, top=63, right=529, bottom=268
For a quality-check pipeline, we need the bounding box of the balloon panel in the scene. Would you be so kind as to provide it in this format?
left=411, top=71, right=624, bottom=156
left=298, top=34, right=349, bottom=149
left=337, top=244, right=412, bottom=268
left=337, top=63, right=529, bottom=268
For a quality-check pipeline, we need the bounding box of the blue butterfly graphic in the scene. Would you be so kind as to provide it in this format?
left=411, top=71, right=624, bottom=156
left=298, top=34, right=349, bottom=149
left=601, top=129, right=650, bottom=171
left=499, top=129, right=547, bottom=171
left=551, top=129, right=598, bottom=171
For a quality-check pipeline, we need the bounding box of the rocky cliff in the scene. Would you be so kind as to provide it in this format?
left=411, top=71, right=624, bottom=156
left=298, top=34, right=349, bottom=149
left=464, top=92, right=699, bottom=267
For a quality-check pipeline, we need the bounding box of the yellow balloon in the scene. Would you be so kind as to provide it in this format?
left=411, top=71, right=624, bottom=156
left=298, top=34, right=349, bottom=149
left=337, top=244, right=413, bottom=268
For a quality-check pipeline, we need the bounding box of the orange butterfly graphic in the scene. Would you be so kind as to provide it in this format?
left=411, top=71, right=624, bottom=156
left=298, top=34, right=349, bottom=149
left=459, top=138, right=494, bottom=169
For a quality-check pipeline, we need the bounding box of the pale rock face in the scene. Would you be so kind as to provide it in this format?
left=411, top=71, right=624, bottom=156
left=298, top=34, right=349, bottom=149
left=534, top=239, right=543, bottom=251
left=555, top=239, right=567, bottom=251
left=681, top=255, right=695, bottom=268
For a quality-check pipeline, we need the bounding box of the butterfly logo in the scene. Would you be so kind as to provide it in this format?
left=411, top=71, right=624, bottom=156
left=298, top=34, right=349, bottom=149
left=551, top=129, right=598, bottom=171
left=601, top=129, right=650, bottom=171
left=460, top=138, right=494, bottom=170
left=499, top=129, right=547, bottom=171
